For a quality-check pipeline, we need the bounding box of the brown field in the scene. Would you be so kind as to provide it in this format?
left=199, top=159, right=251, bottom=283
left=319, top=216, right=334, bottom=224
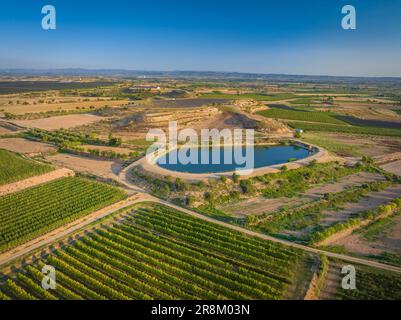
left=306, top=132, right=401, bottom=158
left=327, top=103, right=401, bottom=121
left=284, top=184, right=401, bottom=240
left=330, top=214, right=401, bottom=256
left=0, top=168, right=74, bottom=197
left=46, top=153, right=121, bottom=179
left=0, top=137, right=56, bottom=154
left=220, top=172, right=385, bottom=216
left=0, top=126, right=12, bottom=135
left=12, top=114, right=104, bottom=130
left=380, top=160, right=401, bottom=176
left=333, top=97, right=398, bottom=104
left=151, top=98, right=229, bottom=108
left=0, top=99, right=128, bottom=115
left=321, top=184, right=401, bottom=227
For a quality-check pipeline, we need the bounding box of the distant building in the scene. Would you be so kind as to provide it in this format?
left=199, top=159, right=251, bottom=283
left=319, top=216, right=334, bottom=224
left=129, top=85, right=161, bottom=91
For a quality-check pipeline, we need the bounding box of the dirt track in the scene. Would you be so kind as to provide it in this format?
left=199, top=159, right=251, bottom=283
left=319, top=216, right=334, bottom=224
left=0, top=168, right=74, bottom=196
left=0, top=138, right=56, bottom=154
left=381, top=159, right=401, bottom=176
left=0, top=193, right=150, bottom=267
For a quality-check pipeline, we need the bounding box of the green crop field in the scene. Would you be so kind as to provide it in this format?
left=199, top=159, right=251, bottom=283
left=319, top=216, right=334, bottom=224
left=0, top=204, right=302, bottom=300
left=257, top=108, right=346, bottom=125
left=288, top=122, right=401, bottom=137
left=0, top=149, right=53, bottom=186
left=200, top=92, right=296, bottom=101
left=0, top=177, right=124, bottom=253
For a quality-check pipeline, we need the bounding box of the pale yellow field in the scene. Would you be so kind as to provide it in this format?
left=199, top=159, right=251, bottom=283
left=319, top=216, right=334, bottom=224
left=0, top=99, right=128, bottom=114
left=12, top=114, right=105, bottom=130
left=0, top=138, right=56, bottom=154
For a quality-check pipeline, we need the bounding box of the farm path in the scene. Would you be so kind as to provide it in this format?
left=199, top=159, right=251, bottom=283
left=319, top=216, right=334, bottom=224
left=154, top=198, right=401, bottom=274
left=0, top=168, right=74, bottom=196
left=0, top=193, right=151, bottom=267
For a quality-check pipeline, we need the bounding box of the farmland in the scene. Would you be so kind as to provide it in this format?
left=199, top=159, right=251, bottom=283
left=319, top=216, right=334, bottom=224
left=200, top=92, right=296, bottom=101
left=0, top=177, right=124, bottom=253
left=1, top=74, right=401, bottom=302
left=0, top=149, right=53, bottom=185
left=257, top=108, right=346, bottom=125
left=288, top=121, right=401, bottom=137
left=338, top=267, right=401, bottom=300
left=0, top=204, right=302, bottom=300
left=321, top=261, right=401, bottom=300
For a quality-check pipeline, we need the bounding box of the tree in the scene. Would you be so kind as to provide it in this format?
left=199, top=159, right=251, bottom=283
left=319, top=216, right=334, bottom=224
left=232, top=173, right=240, bottom=183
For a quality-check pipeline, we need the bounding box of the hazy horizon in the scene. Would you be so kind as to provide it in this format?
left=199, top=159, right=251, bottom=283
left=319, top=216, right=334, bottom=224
left=1, top=0, right=401, bottom=77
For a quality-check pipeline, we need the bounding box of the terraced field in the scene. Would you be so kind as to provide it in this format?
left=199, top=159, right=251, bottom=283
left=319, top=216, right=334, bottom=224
left=0, top=149, right=53, bottom=186
left=257, top=108, right=345, bottom=125
left=0, top=177, right=125, bottom=253
left=288, top=121, right=401, bottom=137
left=200, top=92, right=296, bottom=101
left=0, top=204, right=303, bottom=300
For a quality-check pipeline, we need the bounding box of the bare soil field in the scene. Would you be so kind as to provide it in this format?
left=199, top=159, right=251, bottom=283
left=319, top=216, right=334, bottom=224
left=321, top=184, right=401, bottom=228
left=327, top=103, right=401, bottom=121
left=0, top=138, right=56, bottom=154
left=330, top=214, right=401, bottom=256
left=0, top=127, right=12, bottom=135
left=380, top=160, right=401, bottom=176
left=12, top=114, right=104, bottom=130
left=333, top=97, right=397, bottom=104
left=309, top=132, right=401, bottom=157
left=46, top=153, right=120, bottom=179
left=319, top=261, right=342, bottom=300
left=0, top=168, right=74, bottom=196
left=152, top=98, right=229, bottom=108
left=1, top=99, right=128, bottom=115
left=220, top=172, right=385, bottom=216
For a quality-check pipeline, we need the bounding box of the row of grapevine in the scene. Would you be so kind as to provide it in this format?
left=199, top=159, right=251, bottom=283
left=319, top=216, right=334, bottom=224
left=0, top=149, right=53, bottom=186
left=0, top=204, right=302, bottom=300
left=0, top=177, right=124, bottom=253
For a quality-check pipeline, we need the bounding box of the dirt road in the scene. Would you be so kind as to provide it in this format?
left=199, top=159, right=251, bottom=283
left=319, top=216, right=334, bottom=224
left=155, top=199, right=401, bottom=274
left=0, top=168, right=74, bottom=196
left=118, top=158, right=401, bottom=274
left=0, top=193, right=152, bottom=267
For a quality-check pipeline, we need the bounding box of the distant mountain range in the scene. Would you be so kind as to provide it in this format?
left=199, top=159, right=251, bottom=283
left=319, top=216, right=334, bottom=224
left=1, top=69, right=401, bottom=85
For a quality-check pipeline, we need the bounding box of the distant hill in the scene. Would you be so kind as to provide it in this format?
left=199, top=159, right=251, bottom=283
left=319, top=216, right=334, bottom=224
left=1, top=69, right=401, bottom=85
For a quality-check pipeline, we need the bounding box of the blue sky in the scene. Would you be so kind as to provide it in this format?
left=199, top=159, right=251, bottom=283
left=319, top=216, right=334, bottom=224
left=0, top=0, right=400, bottom=76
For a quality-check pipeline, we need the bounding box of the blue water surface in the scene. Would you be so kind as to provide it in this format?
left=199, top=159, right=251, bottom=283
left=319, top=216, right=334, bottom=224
left=156, top=145, right=314, bottom=174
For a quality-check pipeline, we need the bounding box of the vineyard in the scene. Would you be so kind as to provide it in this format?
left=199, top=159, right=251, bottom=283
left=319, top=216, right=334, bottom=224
left=337, top=266, right=401, bottom=300
left=0, top=204, right=302, bottom=300
left=257, top=108, right=346, bottom=125
left=0, top=149, right=53, bottom=186
left=0, top=177, right=125, bottom=253
left=288, top=121, right=401, bottom=137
